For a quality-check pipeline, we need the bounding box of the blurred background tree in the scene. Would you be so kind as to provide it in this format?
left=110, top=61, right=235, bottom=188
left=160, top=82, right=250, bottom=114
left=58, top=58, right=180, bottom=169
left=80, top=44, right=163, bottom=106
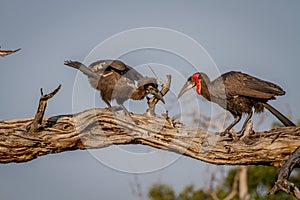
left=147, top=120, right=300, bottom=200
left=148, top=166, right=300, bottom=200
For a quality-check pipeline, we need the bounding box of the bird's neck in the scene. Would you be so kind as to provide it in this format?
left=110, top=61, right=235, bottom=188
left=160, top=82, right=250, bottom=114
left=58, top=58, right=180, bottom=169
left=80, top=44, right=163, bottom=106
left=131, top=87, right=147, bottom=100
left=199, top=73, right=211, bottom=101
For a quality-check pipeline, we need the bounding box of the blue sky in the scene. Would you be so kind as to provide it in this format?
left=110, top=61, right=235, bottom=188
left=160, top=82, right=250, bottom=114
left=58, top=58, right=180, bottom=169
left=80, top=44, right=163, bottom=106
left=1, top=1, right=300, bottom=199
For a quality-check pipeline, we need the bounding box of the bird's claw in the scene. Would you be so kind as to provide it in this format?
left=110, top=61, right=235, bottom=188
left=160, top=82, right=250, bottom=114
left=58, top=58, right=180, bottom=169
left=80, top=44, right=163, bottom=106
left=109, top=106, right=123, bottom=113
left=219, top=130, right=231, bottom=137
left=219, top=130, right=240, bottom=141
left=236, top=131, right=244, bottom=137
left=109, top=106, right=135, bottom=122
left=110, top=106, right=133, bottom=116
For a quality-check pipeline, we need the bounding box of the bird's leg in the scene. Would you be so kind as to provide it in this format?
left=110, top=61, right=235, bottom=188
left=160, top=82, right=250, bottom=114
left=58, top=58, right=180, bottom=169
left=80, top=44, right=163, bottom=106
left=237, top=111, right=253, bottom=137
left=221, top=115, right=241, bottom=137
left=119, top=104, right=132, bottom=116
left=104, top=99, right=123, bottom=113
left=104, top=99, right=112, bottom=108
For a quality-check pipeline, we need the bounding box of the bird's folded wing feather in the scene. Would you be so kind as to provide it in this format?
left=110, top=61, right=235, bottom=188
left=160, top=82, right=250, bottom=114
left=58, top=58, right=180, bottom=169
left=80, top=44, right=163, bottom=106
left=64, top=60, right=99, bottom=78
left=89, top=60, right=143, bottom=81
left=213, top=71, right=284, bottom=99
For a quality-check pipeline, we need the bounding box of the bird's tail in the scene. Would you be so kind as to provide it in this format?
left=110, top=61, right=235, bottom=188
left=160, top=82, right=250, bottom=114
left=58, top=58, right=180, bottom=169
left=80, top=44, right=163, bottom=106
left=262, top=102, right=296, bottom=126
left=64, top=60, right=99, bottom=79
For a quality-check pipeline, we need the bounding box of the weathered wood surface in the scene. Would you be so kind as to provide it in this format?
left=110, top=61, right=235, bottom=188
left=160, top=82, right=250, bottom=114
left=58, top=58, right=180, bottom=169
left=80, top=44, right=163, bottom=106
left=0, top=108, right=299, bottom=165
left=269, top=146, right=300, bottom=198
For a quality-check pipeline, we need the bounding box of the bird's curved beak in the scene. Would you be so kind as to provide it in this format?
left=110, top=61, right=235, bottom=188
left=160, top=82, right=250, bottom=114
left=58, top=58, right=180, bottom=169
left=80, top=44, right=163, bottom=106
left=148, top=86, right=165, bottom=104
left=154, top=91, right=165, bottom=104
left=177, top=80, right=196, bottom=99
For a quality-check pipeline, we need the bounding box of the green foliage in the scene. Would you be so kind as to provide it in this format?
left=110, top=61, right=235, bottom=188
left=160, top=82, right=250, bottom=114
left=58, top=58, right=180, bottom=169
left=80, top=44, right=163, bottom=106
left=177, top=185, right=212, bottom=200
left=148, top=120, right=300, bottom=200
left=148, top=184, right=175, bottom=200
left=148, top=166, right=300, bottom=200
left=148, top=184, right=212, bottom=200
left=247, top=166, right=277, bottom=198
left=222, top=166, right=296, bottom=200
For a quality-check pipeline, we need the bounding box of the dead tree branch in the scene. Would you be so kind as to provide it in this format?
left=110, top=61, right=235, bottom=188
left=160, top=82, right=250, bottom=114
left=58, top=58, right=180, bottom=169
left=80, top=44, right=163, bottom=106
left=0, top=46, right=21, bottom=57
left=145, top=74, right=171, bottom=116
left=0, top=107, right=299, bottom=165
left=269, top=146, right=300, bottom=199
left=29, top=85, right=61, bottom=133
left=223, top=170, right=239, bottom=200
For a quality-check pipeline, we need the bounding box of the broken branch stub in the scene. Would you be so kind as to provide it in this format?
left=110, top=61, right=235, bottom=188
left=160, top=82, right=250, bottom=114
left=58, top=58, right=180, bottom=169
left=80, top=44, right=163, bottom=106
left=0, top=47, right=21, bottom=57
left=145, top=74, right=171, bottom=117
left=269, top=146, right=300, bottom=199
left=29, top=84, right=61, bottom=133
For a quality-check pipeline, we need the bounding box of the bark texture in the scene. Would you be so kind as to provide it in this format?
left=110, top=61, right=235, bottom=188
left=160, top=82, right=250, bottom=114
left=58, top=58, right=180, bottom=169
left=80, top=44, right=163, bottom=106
left=0, top=108, right=299, bottom=165
left=269, top=146, right=300, bottom=199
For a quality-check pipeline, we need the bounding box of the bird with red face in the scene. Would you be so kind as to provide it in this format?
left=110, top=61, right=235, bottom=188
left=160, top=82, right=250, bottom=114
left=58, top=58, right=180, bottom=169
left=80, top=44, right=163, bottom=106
left=178, top=71, right=295, bottom=136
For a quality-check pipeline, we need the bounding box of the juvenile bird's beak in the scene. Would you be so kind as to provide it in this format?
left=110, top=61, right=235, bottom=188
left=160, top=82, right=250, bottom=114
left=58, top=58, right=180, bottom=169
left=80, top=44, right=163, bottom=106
left=148, top=86, right=165, bottom=104
left=153, top=91, right=165, bottom=104
left=178, top=80, right=196, bottom=99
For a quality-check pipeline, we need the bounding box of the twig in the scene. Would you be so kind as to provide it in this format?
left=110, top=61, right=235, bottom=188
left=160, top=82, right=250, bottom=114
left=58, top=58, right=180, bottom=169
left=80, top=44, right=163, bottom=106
left=148, top=66, right=163, bottom=85
left=208, top=166, right=220, bottom=200
left=29, top=84, right=61, bottom=133
left=223, top=169, right=239, bottom=200
left=269, top=146, right=300, bottom=199
left=0, top=46, right=21, bottom=57
left=162, top=110, right=178, bottom=128
left=64, top=60, right=99, bottom=79
left=238, top=166, right=250, bottom=200
left=130, top=176, right=144, bottom=200
left=145, top=75, right=171, bottom=117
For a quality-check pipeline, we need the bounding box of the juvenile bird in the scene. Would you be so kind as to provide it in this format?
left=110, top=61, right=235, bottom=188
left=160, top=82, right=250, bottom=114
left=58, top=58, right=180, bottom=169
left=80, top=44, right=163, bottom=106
left=64, top=60, right=165, bottom=114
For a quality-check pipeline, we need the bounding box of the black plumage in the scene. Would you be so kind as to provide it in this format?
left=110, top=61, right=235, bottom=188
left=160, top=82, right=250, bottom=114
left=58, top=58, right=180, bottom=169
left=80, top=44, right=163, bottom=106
left=178, top=71, right=295, bottom=134
left=64, top=60, right=164, bottom=114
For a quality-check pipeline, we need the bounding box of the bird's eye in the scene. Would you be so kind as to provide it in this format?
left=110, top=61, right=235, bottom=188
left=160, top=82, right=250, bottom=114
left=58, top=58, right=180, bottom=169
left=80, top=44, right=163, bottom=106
left=146, top=85, right=153, bottom=91
left=191, top=73, right=200, bottom=82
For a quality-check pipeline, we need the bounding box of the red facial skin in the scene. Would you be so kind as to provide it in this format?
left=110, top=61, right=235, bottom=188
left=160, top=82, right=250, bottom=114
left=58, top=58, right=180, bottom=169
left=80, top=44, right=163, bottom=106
left=191, top=73, right=201, bottom=95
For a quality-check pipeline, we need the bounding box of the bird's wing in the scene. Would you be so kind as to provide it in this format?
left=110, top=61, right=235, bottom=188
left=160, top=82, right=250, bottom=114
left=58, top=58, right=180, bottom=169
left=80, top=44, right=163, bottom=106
left=88, top=60, right=117, bottom=73
left=214, top=71, right=285, bottom=99
left=123, top=65, right=144, bottom=81
left=64, top=60, right=99, bottom=78
left=137, top=77, right=158, bottom=88
left=89, top=60, right=143, bottom=81
left=0, top=47, right=21, bottom=57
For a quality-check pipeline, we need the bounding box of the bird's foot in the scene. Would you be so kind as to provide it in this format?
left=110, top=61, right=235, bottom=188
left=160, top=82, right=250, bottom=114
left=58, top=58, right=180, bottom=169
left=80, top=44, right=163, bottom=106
left=109, top=106, right=123, bottom=113
left=219, top=130, right=242, bottom=142
left=219, top=130, right=232, bottom=137
left=109, top=106, right=133, bottom=116
left=123, top=110, right=134, bottom=117
left=216, top=131, right=234, bottom=141
left=219, top=129, right=254, bottom=142
left=236, top=131, right=244, bottom=138
left=109, top=106, right=136, bottom=124
left=110, top=106, right=133, bottom=116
